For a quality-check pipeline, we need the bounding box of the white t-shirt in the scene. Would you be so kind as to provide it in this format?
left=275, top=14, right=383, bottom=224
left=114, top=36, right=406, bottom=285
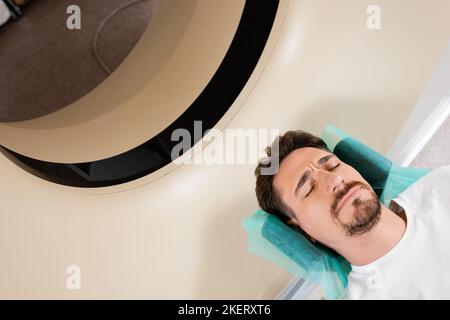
left=347, top=165, right=450, bottom=299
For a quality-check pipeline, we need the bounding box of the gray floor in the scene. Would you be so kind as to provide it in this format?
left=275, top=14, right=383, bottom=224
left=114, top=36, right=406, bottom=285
left=411, top=115, right=450, bottom=168
left=0, top=0, right=158, bottom=122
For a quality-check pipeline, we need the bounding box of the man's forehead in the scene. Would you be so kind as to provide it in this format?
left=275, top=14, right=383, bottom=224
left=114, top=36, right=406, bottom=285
left=282, top=147, right=331, bottom=168
left=273, top=147, right=332, bottom=189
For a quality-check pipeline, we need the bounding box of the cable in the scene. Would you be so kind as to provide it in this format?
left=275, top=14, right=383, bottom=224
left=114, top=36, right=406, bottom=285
left=93, top=0, right=150, bottom=75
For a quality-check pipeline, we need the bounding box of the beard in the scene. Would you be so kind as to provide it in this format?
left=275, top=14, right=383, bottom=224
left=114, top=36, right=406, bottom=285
left=330, top=180, right=381, bottom=237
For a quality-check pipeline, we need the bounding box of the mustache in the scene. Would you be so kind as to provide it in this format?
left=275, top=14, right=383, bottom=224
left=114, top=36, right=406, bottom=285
left=331, top=180, right=370, bottom=216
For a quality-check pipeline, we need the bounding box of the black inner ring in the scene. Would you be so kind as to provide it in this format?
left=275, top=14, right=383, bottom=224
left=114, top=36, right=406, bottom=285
left=0, top=0, right=280, bottom=188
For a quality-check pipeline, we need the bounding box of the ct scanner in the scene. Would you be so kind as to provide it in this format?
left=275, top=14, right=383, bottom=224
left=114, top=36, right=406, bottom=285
left=0, top=0, right=450, bottom=299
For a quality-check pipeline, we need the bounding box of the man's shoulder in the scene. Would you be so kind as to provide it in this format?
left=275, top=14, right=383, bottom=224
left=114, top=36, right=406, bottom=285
left=400, top=165, right=449, bottom=194
left=393, top=164, right=450, bottom=213
left=429, top=164, right=450, bottom=180
left=410, top=165, right=450, bottom=195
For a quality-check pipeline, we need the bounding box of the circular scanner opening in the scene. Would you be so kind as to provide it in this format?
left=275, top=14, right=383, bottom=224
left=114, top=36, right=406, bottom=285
left=0, top=0, right=280, bottom=187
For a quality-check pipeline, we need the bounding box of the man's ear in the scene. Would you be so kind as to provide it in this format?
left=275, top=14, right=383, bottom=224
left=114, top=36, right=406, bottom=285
left=287, top=218, right=298, bottom=227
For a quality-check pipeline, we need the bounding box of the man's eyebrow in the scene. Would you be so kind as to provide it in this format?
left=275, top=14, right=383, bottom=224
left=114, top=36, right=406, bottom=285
left=294, top=170, right=311, bottom=197
left=317, top=154, right=335, bottom=166
left=294, top=154, right=337, bottom=197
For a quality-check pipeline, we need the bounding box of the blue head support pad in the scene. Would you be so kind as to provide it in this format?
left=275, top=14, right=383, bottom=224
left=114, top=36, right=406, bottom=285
left=243, top=125, right=431, bottom=299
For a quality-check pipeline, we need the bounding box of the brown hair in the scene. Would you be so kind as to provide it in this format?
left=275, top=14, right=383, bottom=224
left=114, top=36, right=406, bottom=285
left=255, top=130, right=329, bottom=224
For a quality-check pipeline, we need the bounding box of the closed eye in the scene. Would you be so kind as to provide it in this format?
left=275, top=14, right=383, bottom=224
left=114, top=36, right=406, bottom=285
left=305, top=164, right=339, bottom=197
left=305, top=183, right=315, bottom=198
left=303, top=163, right=340, bottom=198
left=330, top=163, right=340, bottom=171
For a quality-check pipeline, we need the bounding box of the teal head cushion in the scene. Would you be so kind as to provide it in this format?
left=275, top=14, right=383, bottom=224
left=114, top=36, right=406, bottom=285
left=243, top=125, right=430, bottom=299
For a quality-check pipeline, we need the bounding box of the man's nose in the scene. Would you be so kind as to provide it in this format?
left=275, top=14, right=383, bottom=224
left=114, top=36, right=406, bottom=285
left=316, top=170, right=344, bottom=195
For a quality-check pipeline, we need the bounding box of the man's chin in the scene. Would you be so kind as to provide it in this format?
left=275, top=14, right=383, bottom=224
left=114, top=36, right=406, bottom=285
left=339, top=198, right=382, bottom=237
left=330, top=181, right=381, bottom=237
left=335, top=188, right=372, bottom=217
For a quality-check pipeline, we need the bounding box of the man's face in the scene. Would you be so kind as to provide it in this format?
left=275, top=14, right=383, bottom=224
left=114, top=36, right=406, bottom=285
left=273, top=147, right=381, bottom=248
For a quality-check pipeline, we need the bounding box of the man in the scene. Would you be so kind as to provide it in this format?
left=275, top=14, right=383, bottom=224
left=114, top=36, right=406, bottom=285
left=255, top=130, right=450, bottom=299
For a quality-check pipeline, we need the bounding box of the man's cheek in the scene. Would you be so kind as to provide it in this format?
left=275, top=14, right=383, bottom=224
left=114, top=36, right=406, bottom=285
left=308, top=204, right=326, bottom=221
